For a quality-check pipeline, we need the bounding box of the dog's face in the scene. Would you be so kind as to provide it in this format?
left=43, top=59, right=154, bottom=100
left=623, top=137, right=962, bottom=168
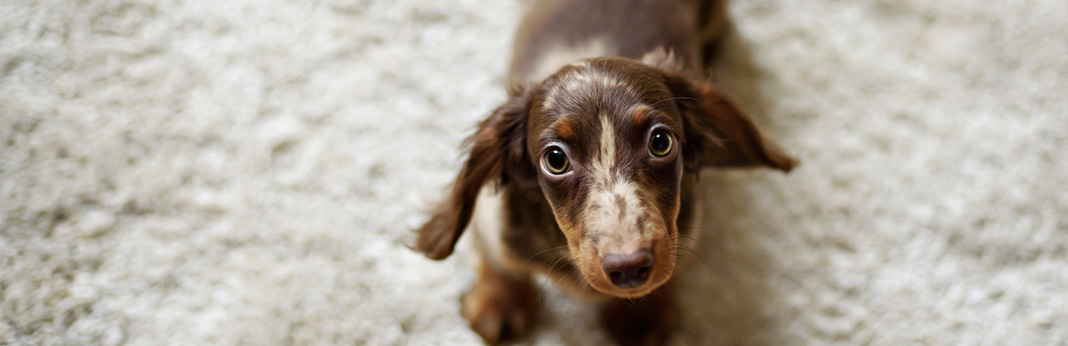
left=415, top=54, right=797, bottom=299
left=524, top=58, right=689, bottom=297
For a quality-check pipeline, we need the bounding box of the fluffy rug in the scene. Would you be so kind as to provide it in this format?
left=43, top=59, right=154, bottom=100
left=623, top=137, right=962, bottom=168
left=2, top=0, right=1066, bottom=344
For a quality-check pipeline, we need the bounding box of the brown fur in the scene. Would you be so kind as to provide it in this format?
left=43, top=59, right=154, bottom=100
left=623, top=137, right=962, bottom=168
left=414, top=0, right=796, bottom=344
left=461, top=259, right=540, bottom=344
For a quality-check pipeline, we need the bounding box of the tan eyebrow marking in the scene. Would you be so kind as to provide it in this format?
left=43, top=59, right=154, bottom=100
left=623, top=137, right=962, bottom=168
left=633, top=105, right=651, bottom=128
left=554, top=117, right=575, bottom=141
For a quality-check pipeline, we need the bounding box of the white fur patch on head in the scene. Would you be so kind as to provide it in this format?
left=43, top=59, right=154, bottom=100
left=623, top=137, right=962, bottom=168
left=543, top=64, right=638, bottom=112
left=534, top=37, right=647, bottom=112
left=593, top=115, right=618, bottom=182
left=567, top=67, right=626, bottom=91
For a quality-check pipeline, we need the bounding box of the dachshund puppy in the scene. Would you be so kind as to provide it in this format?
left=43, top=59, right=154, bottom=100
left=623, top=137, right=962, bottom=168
left=415, top=0, right=797, bottom=344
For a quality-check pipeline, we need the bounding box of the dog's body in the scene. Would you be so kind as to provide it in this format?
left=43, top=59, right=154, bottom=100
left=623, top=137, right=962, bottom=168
left=508, top=0, right=723, bottom=86
left=416, top=1, right=797, bottom=344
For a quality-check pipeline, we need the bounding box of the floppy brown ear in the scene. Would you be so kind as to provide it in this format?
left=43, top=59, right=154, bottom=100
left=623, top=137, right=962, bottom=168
left=415, top=87, right=534, bottom=260
left=668, top=78, right=798, bottom=172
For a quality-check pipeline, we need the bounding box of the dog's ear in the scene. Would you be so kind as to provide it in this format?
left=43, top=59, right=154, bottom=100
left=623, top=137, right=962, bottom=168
left=664, top=75, right=798, bottom=172
left=415, top=87, right=534, bottom=260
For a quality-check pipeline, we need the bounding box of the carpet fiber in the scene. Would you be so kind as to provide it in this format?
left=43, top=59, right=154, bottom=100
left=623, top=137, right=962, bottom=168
left=2, top=0, right=1066, bottom=344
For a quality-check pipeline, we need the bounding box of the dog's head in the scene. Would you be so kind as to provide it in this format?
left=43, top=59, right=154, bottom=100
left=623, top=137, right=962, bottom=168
left=416, top=52, right=796, bottom=298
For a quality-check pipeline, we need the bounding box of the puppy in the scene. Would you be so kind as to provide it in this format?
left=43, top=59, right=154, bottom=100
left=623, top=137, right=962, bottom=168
left=415, top=0, right=797, bottom=344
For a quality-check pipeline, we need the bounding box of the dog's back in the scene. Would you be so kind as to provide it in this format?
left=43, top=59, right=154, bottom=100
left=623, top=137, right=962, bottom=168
left=508, top=0, right=725, bottom=85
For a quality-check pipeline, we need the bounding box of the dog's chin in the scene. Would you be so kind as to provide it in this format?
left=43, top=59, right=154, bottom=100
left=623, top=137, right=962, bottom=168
left=589, top=276, right=669, bottom=299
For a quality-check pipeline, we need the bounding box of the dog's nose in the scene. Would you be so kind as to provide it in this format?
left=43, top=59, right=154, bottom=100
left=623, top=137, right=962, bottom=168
left=601, top=249, right=654, bottom=288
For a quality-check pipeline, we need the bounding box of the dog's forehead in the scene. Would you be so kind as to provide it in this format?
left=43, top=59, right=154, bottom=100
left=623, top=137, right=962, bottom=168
left=531, top=58, right=676, bottom=147
left=539, top=58, right=667, bottom=114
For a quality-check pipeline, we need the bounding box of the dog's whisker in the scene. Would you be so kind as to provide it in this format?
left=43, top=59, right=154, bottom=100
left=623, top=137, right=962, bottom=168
left=674, top=243, right=705, bottom=260
left=651, top=96, right=699, bottom=107
left=674, top=246, right=715, bottom=275
left=525, top=245, right=569, bottom=266
left=548, top=262, right=568, bottom=286
left=670, top=235, right=700, bottom=243
left=553, top=268, right=577, bottom=289
left=679, top=224, right=717, bottom=232
left=540, top=254, right=571, bottom=290
left=676, top=245, right=706, bottom=262
left=579, top=275, right=590, bottom=298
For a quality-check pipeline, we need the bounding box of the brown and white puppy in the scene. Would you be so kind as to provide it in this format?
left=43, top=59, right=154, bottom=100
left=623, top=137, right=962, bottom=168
left=415, top=0, right=797, bottom=344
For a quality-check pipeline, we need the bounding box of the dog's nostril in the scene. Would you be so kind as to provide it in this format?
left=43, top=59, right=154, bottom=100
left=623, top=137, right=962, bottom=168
left=601, top=249, right=654, bottom=288
left=635, top=266, right=650, bottom=278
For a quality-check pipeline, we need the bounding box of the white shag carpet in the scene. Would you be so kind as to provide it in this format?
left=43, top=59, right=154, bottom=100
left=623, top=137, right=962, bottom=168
left=2, top=0, right=1066, bottom=345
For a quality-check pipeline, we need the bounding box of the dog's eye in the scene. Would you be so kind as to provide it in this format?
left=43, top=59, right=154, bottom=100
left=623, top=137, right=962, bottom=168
left=649, top=130, right=673, bottom=157
left=543, top=148, right=570, bottom=174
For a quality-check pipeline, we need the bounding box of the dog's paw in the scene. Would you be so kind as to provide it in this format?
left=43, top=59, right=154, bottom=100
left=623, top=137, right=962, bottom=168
left=461, top=266, right=539, bottom=344
left=601, top=294, right=676, bottom=346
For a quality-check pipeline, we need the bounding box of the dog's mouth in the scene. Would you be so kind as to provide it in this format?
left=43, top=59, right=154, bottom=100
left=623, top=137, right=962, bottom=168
left=571, top=236, right=676, bottom=298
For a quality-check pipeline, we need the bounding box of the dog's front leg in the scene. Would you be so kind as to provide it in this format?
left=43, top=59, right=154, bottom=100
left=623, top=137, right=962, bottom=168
left=601, top=281, right=677, bottom=346
left=461, top=257, right=539, bottom=344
